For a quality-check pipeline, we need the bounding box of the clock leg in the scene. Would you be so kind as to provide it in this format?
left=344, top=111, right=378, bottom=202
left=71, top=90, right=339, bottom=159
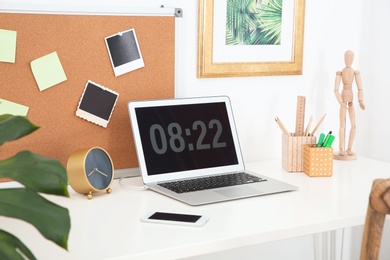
left=87, top=191, right=93, bottom=200
left=106, top=188, right=112, bottom=194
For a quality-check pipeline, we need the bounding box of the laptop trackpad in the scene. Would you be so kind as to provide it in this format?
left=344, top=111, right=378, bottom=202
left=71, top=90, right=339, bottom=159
left=214, top=187, right=264, bottom=198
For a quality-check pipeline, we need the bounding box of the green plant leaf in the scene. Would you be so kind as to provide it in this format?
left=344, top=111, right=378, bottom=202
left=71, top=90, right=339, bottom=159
left=0, top=151, right=69, bottom=197
left=0, top=188, right=70, bottom=251
left=0, top=115, right=39, bottom=146
left=0, top=115, right=70, bottom=258
left=0, top=229, right=36, bottom=260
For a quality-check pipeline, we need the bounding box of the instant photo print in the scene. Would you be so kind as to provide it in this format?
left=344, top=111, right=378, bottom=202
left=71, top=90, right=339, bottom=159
left=76, top=80, right=119, bottom=128
left=105, top=28, right=145, bottom=77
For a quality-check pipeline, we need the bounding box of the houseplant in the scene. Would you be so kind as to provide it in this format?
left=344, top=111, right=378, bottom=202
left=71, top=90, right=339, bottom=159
left=0, top=114, right=71, bottom=259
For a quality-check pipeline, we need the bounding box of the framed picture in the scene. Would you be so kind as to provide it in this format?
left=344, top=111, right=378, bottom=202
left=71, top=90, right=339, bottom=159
left=197, top=0, right=306, bottom=78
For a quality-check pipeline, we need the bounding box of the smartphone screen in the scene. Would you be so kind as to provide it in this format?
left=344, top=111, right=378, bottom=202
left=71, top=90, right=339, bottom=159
left=142, top=211, right=208, bottom=226
left=148, top=212, right=202, bottom=223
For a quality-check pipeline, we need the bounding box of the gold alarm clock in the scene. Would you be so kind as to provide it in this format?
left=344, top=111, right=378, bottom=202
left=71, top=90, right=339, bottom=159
left=67, top=147, right=114, bottom=199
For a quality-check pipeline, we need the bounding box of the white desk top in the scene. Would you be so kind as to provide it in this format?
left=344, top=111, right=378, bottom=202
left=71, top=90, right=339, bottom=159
left=1, top=157, right=389, bottom=259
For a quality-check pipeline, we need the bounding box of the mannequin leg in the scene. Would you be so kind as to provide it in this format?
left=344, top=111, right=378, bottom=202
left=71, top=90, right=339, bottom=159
left=338, top=105, right=347, bottom=155
left=347, top=103, right=356, bottom=155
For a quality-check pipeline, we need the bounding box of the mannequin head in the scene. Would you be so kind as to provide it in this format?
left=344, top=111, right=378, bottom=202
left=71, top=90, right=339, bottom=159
left=344, top=50, right=354, bottom=67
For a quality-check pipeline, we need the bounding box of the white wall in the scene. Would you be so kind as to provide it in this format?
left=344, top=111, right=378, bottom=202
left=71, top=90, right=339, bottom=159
left=2, top=0, right=389, bottom=259
left=358, top=0, right=390, bottom=162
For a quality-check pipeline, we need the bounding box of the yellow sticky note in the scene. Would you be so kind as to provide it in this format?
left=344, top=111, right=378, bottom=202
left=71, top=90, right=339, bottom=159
left=31, top=51, right=67, bottom=91
left=0, top=29, right=17, bottom=63
left=0, top=99, right=29, bottom=116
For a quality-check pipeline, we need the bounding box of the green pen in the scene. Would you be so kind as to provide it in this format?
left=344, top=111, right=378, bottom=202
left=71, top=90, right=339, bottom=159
left=317, top=133, right=325, bottom=147
left=324, top=134, right=335, bottom=147
left=321, top=131, right=332, bottom=147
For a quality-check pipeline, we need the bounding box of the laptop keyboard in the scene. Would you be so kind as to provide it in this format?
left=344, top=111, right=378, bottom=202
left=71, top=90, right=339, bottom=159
left=158, top=172, right=267, bottom=194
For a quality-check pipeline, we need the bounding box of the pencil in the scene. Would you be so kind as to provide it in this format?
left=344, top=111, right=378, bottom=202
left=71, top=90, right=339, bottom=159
left=303, top=115, right=313, bottom=136
left=310, top=113, right=326, bottom=136
left=275, top=117, right=291, bottom=136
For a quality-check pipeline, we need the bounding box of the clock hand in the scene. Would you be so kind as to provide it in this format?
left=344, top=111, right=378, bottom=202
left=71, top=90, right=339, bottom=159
left=95, top=168, right=108, bottom=177
left=88, top=168, right=96, bottom=176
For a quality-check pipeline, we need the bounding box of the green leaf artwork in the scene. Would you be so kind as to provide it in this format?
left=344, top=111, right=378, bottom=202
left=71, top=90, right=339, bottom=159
left=226, top=0, right=283, bottom=45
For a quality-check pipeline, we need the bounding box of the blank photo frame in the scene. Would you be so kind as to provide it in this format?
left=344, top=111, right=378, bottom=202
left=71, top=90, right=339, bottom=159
left=105, top=28, right=145, bottom=77
left=76, top=80, right=119, bottom=128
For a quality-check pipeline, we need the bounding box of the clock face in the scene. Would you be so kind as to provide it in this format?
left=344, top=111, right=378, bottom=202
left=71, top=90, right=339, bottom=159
left=84, top=148, right=113, bottom=190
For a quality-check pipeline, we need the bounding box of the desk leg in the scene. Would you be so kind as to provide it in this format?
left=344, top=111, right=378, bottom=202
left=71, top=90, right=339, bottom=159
left=330, top=231, right=336, bottom=259
left=313, top=231, right=337, bottom=260
left=323, top=232, right=328, bottom=260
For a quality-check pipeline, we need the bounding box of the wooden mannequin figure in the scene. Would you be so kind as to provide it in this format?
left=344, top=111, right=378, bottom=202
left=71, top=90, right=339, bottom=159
left=334, top=50, right=365, bottom=160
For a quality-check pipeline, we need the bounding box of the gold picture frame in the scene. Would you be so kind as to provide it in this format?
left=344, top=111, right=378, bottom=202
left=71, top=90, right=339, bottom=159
left=197, top=0, right=306, bottom=78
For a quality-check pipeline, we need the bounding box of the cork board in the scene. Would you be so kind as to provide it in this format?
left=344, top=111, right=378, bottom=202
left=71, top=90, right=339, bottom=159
left=0, top=13, right=175, bottom=170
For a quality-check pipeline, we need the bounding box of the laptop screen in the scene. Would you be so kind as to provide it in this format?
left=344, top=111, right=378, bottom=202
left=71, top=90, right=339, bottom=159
left=134, top=101, right=238, bottom=175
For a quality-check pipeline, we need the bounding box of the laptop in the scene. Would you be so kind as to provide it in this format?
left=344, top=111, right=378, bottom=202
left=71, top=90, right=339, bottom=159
left=128, top=96, right=298, bottom=206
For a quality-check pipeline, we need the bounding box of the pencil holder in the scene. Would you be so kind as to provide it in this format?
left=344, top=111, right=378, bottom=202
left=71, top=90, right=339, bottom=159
left=282, top=134, right=316, bottom=172
left=303, top=144, right=333, bottom=177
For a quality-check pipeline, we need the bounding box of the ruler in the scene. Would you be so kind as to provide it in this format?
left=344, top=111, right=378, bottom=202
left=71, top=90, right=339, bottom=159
left=295, top=96, right=306, bottom=136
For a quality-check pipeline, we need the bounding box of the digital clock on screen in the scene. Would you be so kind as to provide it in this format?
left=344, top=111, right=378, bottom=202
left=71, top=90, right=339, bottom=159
left=135, top=102, right=238, bottom=175
left=149, top=119, right=227, bottom=154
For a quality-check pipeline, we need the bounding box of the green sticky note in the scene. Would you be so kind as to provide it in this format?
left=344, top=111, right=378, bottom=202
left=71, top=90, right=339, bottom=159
left=31, top=51, right=67, bottom=91
left=0, top=99, right=29, bottom=116
left=0, top=29, right=17, bottom=63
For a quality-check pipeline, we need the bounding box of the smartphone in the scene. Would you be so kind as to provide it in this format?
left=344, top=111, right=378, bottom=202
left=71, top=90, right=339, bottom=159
left=141, top=211, right=208, bottom=227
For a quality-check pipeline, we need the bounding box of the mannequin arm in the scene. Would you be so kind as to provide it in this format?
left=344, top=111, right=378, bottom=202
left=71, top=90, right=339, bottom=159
left=334, top=71, right=344, bottom=105
left=355, top=70, right=366, bottom=110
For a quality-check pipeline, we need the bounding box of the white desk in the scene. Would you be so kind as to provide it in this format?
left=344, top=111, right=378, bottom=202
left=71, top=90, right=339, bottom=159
left=1, top=157, right=390, bottom=259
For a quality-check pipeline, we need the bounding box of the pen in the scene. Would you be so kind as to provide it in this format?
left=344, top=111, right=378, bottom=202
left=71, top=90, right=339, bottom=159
left=317, top=133, right=325, bottom=147
left=310, top=113, right=327, bottom=136
left=324, top=134, right=335, bottom=147
left=321, top=131, right=332, bottom=147
left=274, top=117, right=291, bottom=136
